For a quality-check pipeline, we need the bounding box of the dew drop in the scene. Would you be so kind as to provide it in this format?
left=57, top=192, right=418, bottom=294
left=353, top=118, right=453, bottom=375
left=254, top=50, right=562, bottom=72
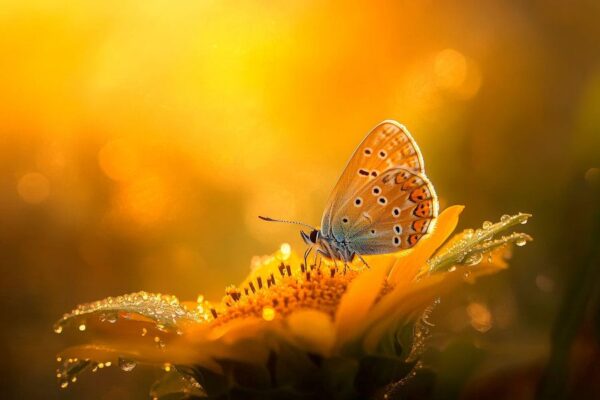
left=500, top=214, right=510, bottom=222
left=118, top=358, right=137, bottom=372
left=78, top=323, right=86, bottom=332
left=100, top=312, right=118, bottom=324
left=106, top=313, right=118, bottom=323
left=482, top=221, right=492, bottom=229
left=464, top=253, right=483, bottom=266
left=154, top=336, right=166, bottom=349
left=520, top=219, right=528, bottom=225
left=60, top=382, right=69, bottom=389
left=516, top=238, right=527, bottom=247
left=54, top=325, right=63, bottom=334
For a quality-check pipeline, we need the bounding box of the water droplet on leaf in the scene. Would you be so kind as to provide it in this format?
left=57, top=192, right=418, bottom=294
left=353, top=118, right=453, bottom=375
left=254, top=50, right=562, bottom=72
left=464, top=253, right=483, bottom=266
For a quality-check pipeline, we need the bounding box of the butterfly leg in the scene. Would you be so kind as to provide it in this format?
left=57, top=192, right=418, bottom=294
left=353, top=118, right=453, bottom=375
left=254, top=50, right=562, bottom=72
left=320, top=241, right=339, bottom=272
left=316, top=248, right=337, bottom=271
left=303, top=246, right=313, bottom=269
left=357, top=254, right=370, bottom=269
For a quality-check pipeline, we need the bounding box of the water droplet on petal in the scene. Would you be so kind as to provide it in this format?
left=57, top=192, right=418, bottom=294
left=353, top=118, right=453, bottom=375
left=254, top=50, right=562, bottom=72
left=118, top=358, right=137, bottom=372
left=105, top=313, right=118, bottom=323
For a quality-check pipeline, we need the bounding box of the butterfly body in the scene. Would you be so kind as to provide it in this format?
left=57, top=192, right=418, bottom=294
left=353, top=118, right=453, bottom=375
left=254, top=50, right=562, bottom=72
left=301, top=228, right=357, bottom=263
left=262, top=120, right=439, bottom=267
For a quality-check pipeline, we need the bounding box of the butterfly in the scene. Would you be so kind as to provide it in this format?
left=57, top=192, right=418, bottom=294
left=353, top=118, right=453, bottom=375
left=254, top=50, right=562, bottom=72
left=260, top=120, right=439, bottom=268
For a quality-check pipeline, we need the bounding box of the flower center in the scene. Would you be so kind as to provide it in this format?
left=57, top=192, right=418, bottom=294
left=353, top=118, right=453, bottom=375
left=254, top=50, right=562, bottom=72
left=210, top=263, right=390, bottom=325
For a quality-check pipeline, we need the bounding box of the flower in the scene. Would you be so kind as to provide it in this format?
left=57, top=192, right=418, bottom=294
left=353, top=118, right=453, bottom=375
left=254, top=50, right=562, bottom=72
left=54, top=206, right=531, bottom=399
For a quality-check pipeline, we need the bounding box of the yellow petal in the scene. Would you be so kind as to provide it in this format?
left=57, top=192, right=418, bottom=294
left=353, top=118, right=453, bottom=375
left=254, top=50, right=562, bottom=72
left=388, top=205, right=464, bottom=285
left=286, top=310, right=336, bottom=356
left=334, top=261, right=389, bottom=348
left=363, top=259, right=508, bottom=352
left=239, top=248, right=303, bottom=289
left=363, top=274, right=445, bottom=352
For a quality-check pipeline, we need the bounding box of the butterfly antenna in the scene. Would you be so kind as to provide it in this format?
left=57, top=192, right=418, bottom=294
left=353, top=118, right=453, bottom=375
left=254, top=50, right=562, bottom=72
left=258, top=216, right=316, bottom=231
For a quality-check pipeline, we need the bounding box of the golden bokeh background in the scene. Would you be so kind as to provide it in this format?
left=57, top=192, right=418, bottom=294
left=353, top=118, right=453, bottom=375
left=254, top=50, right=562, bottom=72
left=1, top=1, right=599, bottom=398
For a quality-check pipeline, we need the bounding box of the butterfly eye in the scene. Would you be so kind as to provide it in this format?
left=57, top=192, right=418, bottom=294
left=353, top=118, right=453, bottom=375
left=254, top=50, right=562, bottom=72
left=394, top=225, right=402, bottom=234
left=378, top=196, right=387, bottom=205
left=363, top=148, right=372, bottom=156
left=354, top=197, right=363, bottom=207
left=392, top=207, right=401, bottom=217
left=378, top=150, right=387, bottom=159
left=372, top=186, right=381, bottom=195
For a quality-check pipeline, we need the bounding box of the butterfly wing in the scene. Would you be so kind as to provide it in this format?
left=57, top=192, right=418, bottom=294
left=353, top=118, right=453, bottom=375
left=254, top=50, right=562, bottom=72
left=339, top=167, right=438, bottom=254
left=321, top=120, right=427, bottom=239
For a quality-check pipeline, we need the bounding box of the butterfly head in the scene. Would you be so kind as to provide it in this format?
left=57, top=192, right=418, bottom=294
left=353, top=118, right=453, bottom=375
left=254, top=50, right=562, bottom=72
left=300, top=229, right=321, bottom=245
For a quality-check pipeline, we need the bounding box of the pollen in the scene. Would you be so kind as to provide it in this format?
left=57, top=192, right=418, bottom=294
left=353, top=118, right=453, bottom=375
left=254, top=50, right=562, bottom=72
left=212, top=264, right=365, bottom=326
